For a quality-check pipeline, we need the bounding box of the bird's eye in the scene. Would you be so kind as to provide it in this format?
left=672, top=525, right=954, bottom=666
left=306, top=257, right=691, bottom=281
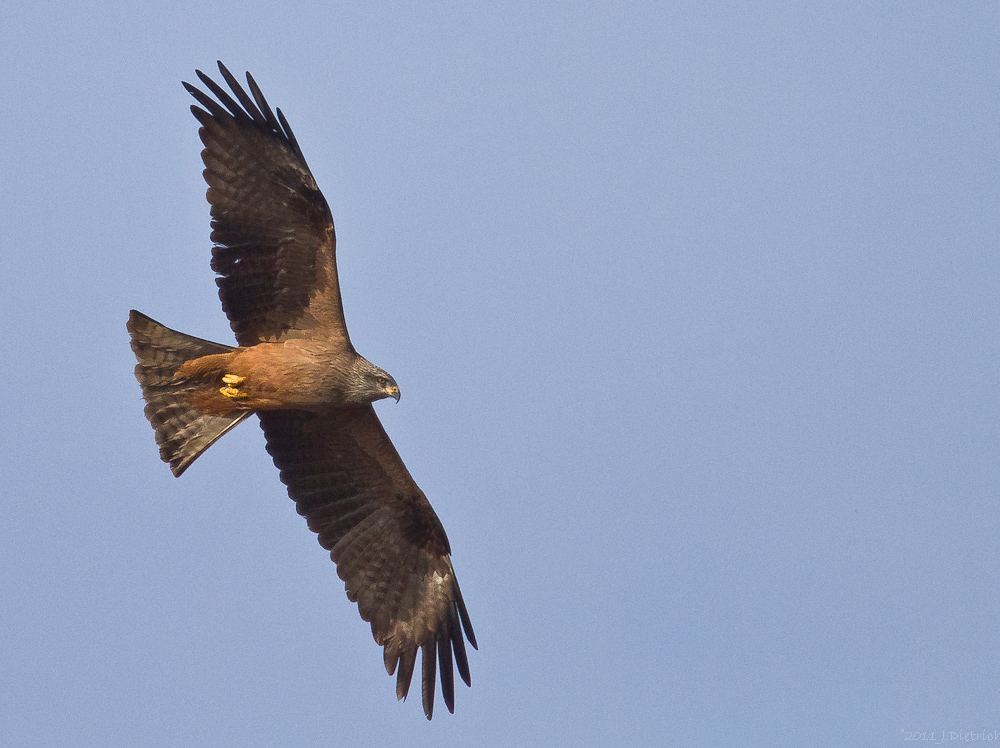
left=376, top=376, right=387, bottom=386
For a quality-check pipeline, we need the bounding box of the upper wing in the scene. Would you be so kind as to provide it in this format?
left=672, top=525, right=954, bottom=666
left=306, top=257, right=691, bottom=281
left=258, top=407, right=477, bottom=719
left=184, top=62, right=351, bottom=348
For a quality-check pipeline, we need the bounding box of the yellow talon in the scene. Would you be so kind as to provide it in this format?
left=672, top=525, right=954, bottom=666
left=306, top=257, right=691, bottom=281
left=219, top=373, right=248, bottom=398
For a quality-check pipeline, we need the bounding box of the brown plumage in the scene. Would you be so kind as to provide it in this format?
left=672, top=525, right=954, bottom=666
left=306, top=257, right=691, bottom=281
left=126, top=62, right=476, bottom=719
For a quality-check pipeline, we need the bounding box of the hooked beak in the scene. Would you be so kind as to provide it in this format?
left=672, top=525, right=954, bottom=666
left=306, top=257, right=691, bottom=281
left=386, top=384, right=400, bottom=402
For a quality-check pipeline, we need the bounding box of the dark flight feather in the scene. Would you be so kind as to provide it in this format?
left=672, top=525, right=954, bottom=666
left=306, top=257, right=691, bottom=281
left=258, top=408, right=476, bottom=718
left=183, top=62, right=349, bottom=348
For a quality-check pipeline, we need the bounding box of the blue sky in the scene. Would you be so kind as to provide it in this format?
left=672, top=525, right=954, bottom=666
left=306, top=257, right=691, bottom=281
left=2, top=2, right=999, bottom=746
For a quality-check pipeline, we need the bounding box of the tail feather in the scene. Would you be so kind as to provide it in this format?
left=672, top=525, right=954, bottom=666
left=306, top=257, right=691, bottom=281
left=127, top=309, right=250, bottom=476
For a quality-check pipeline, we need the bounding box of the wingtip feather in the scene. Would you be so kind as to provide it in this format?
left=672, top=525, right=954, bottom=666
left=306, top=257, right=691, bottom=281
left=395, top=647, right=416, bottom=703
left=421, top=640, right=437, bottom=720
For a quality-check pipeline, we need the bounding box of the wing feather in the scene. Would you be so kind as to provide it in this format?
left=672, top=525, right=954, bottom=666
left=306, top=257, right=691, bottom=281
left=258, top=408, right=476, bottom=719
left=184, top=62, right=350, bottom=348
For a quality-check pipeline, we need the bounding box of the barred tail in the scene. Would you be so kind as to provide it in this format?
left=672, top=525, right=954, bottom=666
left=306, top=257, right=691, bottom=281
left=127, top=309, right=250, bottom=476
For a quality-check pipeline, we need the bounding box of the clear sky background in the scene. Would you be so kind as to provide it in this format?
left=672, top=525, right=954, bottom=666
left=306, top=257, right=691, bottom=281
left=2, top=2, right=998, bottom=746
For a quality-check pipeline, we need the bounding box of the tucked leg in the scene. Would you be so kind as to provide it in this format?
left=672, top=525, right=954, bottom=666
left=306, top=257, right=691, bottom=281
left=220, top=373, right=248, bottom=398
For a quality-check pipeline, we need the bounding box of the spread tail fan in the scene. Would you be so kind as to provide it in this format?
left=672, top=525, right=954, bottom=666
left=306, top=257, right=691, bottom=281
left=127, top=310, right=250, bottom=476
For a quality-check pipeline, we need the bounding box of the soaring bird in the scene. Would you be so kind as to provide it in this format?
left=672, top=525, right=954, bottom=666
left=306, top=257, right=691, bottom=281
left=127, top=62, right=476, bottom=719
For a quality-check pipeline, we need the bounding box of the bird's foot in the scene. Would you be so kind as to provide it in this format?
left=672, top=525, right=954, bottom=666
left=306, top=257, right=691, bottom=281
left=220, top=374, right=248, bottom=399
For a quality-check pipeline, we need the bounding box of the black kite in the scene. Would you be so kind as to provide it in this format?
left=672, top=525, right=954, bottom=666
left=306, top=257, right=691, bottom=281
left=127, top=62, right=476, bottom=719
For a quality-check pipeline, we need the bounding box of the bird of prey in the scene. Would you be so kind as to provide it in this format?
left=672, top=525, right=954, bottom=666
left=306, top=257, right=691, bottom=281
left=126, top=62, right=476, bottom=719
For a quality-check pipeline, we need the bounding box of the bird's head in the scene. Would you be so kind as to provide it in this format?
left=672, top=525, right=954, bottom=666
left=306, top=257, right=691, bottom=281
left=350, top=358, right=400, bottom=404
left=371, top=369, right=401, bottom=403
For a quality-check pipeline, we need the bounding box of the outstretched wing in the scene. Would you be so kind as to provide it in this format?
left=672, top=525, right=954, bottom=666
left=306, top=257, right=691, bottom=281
left=184, top=62, right=350, bottom=348
left=258, top=408, right=477, bottom=719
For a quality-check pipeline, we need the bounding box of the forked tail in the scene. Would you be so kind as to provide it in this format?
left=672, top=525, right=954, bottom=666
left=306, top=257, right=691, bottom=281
left=127, top=310, right=251, bottom=476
